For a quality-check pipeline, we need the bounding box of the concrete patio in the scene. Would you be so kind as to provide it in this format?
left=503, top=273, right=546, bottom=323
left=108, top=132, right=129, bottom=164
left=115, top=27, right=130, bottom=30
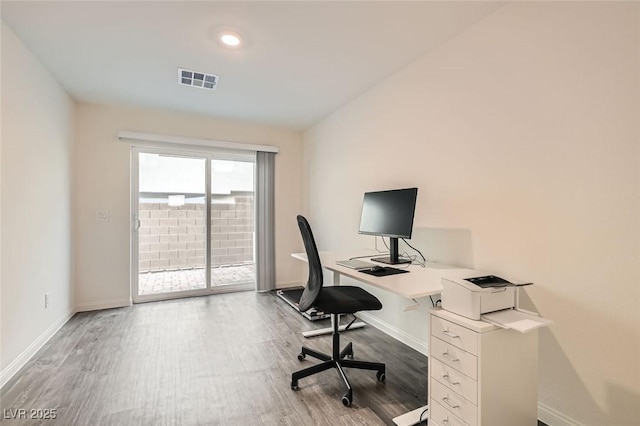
left=138, top=264, right=256, bottom=295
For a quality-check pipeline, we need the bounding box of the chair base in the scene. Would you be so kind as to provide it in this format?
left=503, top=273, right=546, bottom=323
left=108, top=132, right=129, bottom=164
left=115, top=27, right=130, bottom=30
left=290, top=315, right=386, bottom=407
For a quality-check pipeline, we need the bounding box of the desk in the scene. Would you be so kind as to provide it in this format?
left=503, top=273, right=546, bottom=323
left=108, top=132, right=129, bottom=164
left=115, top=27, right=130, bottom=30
left=292, top=250, right=474, bottom=300
left=292, top=250, right=475, bottom=425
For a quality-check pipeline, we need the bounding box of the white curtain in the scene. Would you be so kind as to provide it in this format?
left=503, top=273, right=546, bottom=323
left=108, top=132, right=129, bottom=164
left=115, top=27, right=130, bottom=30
left=255, top=151, right=276, bottom=291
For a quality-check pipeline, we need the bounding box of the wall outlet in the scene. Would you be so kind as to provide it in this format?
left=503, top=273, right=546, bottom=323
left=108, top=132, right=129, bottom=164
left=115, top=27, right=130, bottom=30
left=96, top=210, right=110, bottom=222
left=44, top=293, right=50, bottom=309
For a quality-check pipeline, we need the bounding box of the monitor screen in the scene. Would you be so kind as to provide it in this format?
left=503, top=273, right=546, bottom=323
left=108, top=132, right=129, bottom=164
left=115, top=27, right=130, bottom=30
left=358, top=187, right=418, bottom=239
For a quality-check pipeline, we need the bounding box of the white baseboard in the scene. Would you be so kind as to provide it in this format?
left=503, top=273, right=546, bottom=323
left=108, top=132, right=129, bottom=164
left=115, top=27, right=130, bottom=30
left=357, top=311, right=429, bottom=356
left=0, top=309, right=75, bottom=389
left=538, top=402, right=583, bottom=426
left=75, top=298, right=131, bottom=312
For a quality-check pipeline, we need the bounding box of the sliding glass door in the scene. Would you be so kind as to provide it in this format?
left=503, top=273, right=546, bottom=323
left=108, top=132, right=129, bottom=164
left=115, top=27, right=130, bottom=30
left=210, top=159, right=256, bottom=289
left=132, top=147, right=255, bottom=303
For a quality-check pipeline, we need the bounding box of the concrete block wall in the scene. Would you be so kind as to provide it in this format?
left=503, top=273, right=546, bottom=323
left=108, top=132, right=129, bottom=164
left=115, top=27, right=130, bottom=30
left=138, top=192, right=254, bottom=272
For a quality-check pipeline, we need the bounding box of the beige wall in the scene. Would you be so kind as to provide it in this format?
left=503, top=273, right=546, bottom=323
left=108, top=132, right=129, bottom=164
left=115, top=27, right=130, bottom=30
left=303, top=2, right=639, bottom=425
left=74, top=103, right=303, bottom=310
left=1, top=23, right=74, bottom=375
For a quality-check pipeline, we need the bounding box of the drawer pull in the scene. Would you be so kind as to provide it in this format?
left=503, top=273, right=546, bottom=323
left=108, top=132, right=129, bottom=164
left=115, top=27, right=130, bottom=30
left=442, top=329, right=459, bottom=338
left=442, top=374, right=459, bottom=385
left=442, top=396, right=460, bottom=409
left=442, top=351, right=460, bottom=362
left=442, top=419, right=450, bottom=426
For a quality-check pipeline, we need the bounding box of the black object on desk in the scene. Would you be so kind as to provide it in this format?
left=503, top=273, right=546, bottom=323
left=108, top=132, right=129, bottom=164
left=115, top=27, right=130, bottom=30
left=465, top=275, right=511, bottom=288
left=360, top=266, right=409, bottom=277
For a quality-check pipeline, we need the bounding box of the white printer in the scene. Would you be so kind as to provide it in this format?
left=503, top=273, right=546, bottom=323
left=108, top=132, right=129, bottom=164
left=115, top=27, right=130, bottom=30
left=441, top=269, right=532, bottom=320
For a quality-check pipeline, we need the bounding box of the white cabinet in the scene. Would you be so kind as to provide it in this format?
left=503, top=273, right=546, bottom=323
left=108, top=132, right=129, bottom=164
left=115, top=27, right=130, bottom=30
left=428, top=308, right=539, bottom=426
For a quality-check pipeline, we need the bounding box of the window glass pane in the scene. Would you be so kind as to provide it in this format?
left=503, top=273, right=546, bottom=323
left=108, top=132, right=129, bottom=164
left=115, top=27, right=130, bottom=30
left=210, top=159, right=256, bottom=286
left=138, top=153, right=206, bottom=296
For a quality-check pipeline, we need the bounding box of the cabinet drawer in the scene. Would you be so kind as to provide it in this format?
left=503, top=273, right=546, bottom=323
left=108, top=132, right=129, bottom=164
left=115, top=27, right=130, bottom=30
left=431, top=380, right=477, bottom=426
left=431, top=315, right=478, bottom=355
left=430, top=337, right=478, bottom=380
left=430, top=400, right=471, bottom=426
left=431, top=357, right=478, bottom=404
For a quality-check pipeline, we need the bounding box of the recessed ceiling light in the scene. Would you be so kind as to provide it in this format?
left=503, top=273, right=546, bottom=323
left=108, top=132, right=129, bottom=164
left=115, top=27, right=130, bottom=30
left=220, top=31, right=242, bottom=47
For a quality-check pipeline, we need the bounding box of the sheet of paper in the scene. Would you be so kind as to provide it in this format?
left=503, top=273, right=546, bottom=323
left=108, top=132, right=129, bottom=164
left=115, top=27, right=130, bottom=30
left=482, top=309, right=552, bottom=333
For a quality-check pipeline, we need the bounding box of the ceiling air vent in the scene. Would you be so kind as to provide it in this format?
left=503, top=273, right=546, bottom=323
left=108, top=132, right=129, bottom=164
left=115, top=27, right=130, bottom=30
left=178, top=68, right=219, bottom=90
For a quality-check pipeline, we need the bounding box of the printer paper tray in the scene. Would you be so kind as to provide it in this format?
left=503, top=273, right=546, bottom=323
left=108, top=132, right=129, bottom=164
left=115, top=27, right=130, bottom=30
left=481, top=309, right=552, bottom=333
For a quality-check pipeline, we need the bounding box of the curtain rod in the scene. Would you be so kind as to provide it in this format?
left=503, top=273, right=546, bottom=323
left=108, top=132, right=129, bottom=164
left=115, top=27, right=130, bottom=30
left=117, top=130, right=279, bottom=153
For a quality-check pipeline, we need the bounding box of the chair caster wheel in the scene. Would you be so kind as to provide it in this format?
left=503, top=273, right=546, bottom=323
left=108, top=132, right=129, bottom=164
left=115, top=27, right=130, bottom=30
left=341, top=394, right=352, bottom=407
left=376, top=371, right=386, bottom=382
left=297, top=353, right=305, bottom=361
left=291, top=382, right=299, bottom=391
left=347, top=351, right=354, bottom=359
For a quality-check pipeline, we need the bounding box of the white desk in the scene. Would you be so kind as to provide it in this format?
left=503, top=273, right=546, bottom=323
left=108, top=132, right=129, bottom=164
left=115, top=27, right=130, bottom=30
left=292, top=250, right=474, bottom=300
left=292, top=250, right=474, bottom=336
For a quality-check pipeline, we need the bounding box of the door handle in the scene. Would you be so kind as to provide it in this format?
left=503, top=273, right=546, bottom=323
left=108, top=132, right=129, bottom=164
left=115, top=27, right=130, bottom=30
left=442, top=329, right=459, bottom=338
left=442, top=373, right=459, bottom=385
left=134, top=216, right=141, bottom=231
left=442, top=351, right=459, bottom=362
left=442, top=396, right=460, bottom=409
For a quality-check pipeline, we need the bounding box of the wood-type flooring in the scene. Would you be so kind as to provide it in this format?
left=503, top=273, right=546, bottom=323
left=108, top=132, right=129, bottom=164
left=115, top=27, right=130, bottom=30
left=1, top=291, right=547, bottom=425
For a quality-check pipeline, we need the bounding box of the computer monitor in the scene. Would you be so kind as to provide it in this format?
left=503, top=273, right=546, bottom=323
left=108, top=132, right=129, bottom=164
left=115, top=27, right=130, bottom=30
left=358, top=187, right=418, bottom=265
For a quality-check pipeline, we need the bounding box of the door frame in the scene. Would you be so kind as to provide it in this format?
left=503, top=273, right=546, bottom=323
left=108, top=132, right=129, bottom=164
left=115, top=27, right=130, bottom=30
left=130, top=145, right=256, bottom=304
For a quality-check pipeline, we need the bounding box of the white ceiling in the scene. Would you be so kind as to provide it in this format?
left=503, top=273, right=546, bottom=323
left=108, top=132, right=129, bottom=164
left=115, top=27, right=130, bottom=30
left=1, top=1, right=502, bottom=130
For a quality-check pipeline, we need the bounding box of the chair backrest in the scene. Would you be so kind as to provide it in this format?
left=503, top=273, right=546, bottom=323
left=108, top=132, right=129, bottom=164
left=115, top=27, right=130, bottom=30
left=296, top=215, right=323, bottom=312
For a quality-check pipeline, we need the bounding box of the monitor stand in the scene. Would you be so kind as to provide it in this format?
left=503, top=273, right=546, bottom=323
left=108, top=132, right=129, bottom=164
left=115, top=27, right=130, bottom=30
left=371, top=256, right=411, bottom=265
left=371, top=237, right=411, bottom=265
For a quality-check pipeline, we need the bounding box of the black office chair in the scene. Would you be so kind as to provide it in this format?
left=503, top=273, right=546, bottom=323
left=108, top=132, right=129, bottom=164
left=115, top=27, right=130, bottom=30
left=290, top=215, right=386, bottom=407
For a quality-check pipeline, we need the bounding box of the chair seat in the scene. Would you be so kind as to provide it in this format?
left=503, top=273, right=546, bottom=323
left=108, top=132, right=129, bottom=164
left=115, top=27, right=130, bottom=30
left=313, top=286, right=382, bottom=314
